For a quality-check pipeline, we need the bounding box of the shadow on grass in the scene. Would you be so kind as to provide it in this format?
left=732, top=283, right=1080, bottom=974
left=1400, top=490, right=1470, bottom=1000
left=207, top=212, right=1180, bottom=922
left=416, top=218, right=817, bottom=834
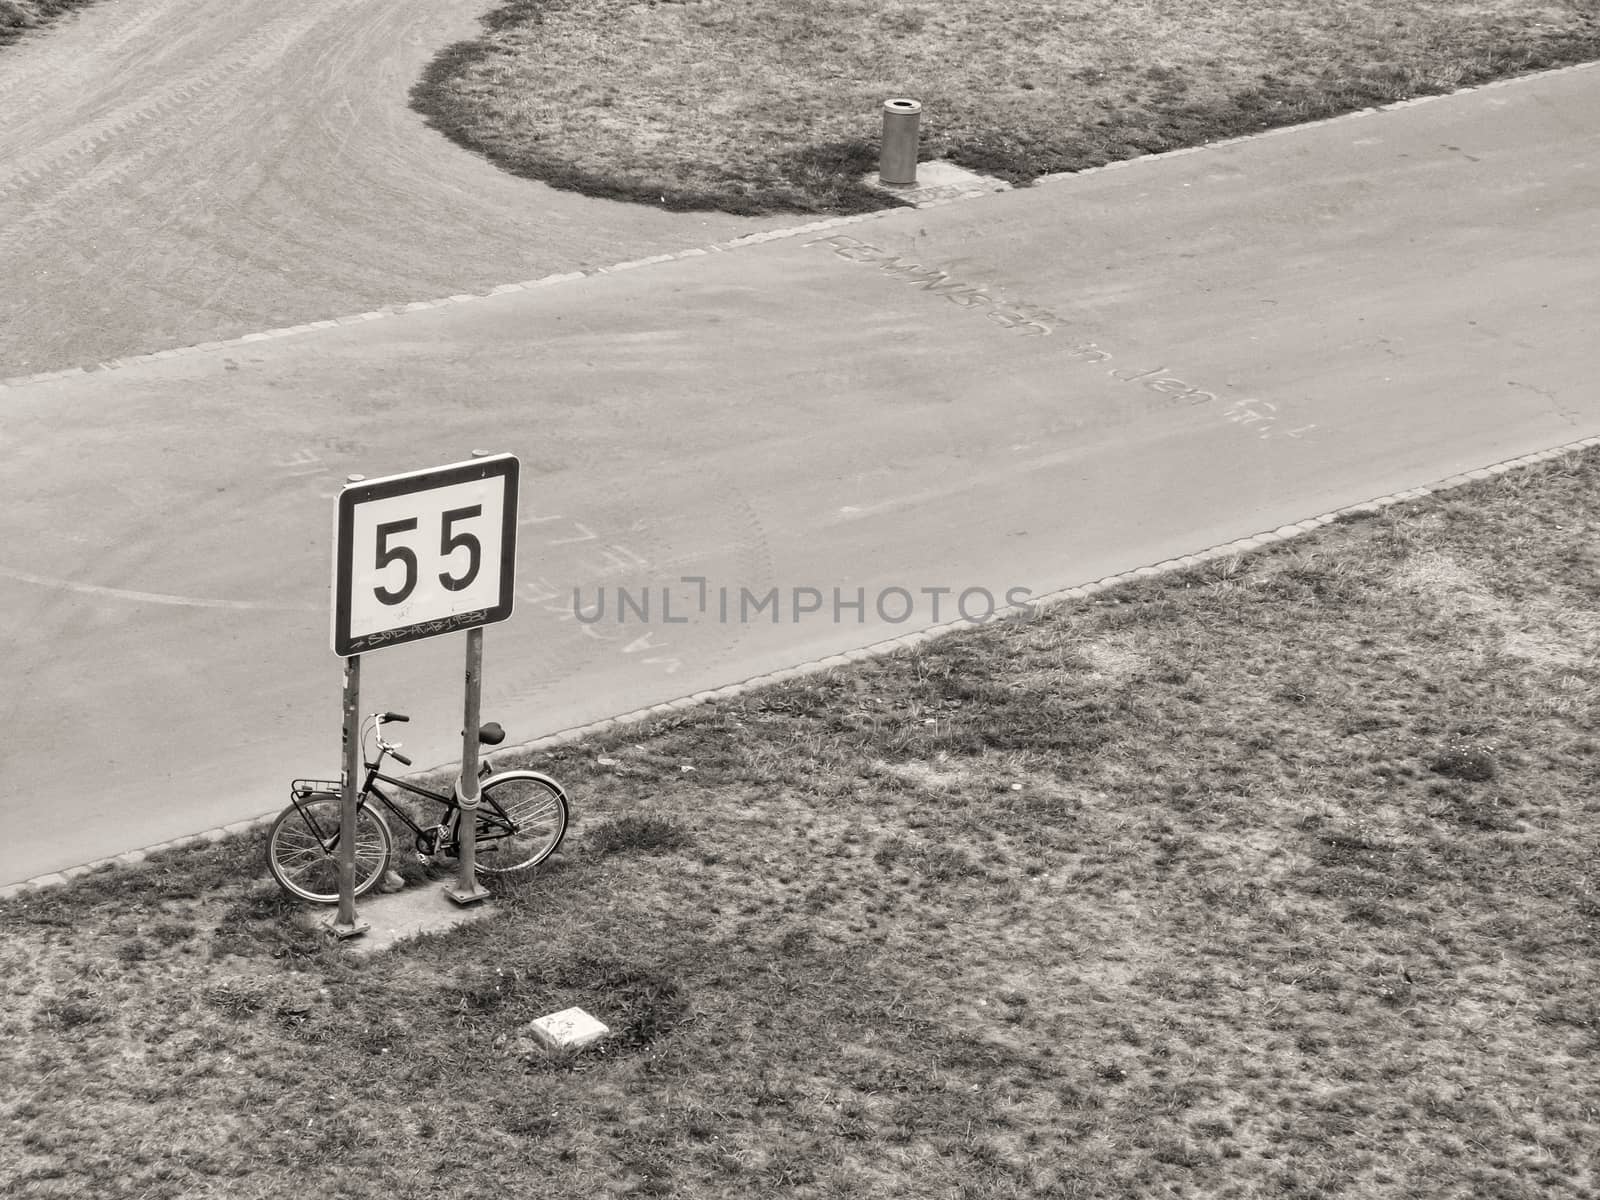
left=409, top=21, right=905, bottom=216
left=411, top=0, right=1600, bottom=211
left=449, top=948, right=691, bottom=1060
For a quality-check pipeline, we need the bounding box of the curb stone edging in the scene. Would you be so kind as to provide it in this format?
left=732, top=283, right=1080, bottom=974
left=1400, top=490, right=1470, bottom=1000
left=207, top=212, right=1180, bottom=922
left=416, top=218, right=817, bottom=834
left=5, top=432, right=1598, bottom=900
left=0, top=214, right=879, bottom=392
left=3, top=62, right=1594, bottom=393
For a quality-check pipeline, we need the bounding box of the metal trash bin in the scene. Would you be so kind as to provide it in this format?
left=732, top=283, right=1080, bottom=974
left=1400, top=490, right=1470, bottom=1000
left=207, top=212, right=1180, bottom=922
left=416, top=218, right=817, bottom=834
left=879, top=98, right=922, bottom=186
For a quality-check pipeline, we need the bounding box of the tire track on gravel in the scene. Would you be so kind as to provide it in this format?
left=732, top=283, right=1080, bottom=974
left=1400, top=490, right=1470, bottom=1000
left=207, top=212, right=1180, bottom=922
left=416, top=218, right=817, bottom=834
left=0, top=0, right=173, bottom=119
left=0, top=0, right=796, bottom=376
left=0, top=3, right=314, bottom=198
left=0, top=7, right=334, bottom=245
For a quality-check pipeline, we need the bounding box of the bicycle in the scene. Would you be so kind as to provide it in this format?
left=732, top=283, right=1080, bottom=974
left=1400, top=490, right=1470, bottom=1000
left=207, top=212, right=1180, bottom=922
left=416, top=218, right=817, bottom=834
left=266, top=710, right=569, bottom=904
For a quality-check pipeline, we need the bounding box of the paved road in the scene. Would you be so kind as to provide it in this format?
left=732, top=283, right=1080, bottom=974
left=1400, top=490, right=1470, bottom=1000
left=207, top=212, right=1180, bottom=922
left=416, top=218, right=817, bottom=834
left=3, top=47, right=1598, bottom=882
left=0, top=0, right=795, bottom=378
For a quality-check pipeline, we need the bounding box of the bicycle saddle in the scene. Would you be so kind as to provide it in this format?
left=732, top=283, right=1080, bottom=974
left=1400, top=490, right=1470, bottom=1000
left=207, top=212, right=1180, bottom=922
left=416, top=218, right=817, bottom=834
left=479, top=722, right=505, bottom=746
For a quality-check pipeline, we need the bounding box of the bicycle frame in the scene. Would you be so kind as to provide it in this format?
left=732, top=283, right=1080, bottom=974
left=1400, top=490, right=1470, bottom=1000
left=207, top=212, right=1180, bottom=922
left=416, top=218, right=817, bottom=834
left=366, top=752, right=521, bottom=849
left=270, top=707, right=569, bottom=906
left=287, top=750, right=516, bottom=857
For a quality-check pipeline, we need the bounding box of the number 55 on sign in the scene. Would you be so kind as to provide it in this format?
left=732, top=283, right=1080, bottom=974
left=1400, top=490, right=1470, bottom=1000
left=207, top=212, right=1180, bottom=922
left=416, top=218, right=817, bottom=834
left=332, top=455, right=519, bottom=657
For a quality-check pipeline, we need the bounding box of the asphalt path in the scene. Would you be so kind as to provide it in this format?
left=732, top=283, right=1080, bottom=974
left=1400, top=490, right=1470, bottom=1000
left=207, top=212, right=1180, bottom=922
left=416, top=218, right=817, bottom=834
left=2, top=48, right=1598, bottom=882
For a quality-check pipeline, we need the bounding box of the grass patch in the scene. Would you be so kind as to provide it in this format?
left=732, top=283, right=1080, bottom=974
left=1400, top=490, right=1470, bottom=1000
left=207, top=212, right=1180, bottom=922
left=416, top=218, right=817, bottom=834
left=584, top=811, right=695, bottom=857
left=5, top=448, right=1600, bottom=1196
left=412, top=0, right=1600, bottom=214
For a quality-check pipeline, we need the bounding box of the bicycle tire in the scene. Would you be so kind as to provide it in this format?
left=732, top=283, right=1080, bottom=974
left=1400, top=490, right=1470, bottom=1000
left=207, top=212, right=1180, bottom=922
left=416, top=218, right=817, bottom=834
left=266, top=794, right=394, bottom=904
left=468, top=771, right=569, bottom=875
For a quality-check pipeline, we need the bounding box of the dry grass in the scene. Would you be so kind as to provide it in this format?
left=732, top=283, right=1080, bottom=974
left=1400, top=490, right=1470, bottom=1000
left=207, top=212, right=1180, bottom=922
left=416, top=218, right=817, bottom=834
left=412, top=0, right=1600, bottom=213
left=5, top=449, right=1600, bottom=1197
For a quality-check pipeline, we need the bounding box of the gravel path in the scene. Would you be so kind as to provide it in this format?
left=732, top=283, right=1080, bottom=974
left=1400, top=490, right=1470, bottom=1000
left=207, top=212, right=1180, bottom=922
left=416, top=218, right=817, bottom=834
left=0, top=0, right=795, bottom=376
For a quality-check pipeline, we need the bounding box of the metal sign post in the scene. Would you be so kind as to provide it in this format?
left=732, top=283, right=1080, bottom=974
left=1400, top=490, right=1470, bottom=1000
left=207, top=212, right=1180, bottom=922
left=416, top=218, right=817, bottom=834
left=446, top=626, right=491, bottom=906
left=325, top=452, right=518, bottom=923
left=327, top=652, right=369, bottom=939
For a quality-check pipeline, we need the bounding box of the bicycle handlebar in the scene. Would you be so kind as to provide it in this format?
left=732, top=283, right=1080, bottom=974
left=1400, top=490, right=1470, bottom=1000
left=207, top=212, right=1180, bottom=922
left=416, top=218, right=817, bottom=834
left=370, top=710, right=493, bottom=770
left=372, top=711, right=412, bottom=766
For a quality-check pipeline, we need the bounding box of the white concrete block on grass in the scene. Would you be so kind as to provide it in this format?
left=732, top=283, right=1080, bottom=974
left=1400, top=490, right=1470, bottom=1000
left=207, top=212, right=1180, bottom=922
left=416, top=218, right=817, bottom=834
left=528, top=1007, right=610, bottom=1051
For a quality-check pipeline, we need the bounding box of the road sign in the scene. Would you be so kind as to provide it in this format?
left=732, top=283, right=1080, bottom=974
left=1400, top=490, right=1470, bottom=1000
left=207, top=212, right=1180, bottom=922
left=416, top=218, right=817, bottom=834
left=332, top=454, right=519, bottom=657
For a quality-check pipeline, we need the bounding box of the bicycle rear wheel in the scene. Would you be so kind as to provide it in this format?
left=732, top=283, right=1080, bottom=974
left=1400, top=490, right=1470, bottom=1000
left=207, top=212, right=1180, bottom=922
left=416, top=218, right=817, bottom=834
left=469, top=771, right=569, bottom=875
left=266, top=795, right=393, bottom=903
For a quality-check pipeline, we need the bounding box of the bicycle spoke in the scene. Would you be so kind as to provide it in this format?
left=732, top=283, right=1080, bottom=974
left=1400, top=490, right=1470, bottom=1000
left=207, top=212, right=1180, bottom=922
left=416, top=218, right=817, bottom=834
left=266, top=795, right=392, bottom=904
left=470, top=773, right=568, bottom=875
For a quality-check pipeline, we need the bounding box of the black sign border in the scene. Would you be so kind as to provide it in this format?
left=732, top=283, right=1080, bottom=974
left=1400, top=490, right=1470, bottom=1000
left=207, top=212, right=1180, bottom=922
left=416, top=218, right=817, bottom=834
left=332, top=455, right=519, bottom=658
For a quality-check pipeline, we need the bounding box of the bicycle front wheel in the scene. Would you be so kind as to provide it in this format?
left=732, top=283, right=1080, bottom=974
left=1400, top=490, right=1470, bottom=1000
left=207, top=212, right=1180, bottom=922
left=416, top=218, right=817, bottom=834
left=266, top=795, right=393, bottom=904
left=470, top=771, right=569, bottom=875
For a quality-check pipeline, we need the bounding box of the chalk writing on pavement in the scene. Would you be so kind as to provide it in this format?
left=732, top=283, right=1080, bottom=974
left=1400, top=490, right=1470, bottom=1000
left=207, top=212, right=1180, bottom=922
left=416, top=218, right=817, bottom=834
left=806, top=233, right=1316, bottom=443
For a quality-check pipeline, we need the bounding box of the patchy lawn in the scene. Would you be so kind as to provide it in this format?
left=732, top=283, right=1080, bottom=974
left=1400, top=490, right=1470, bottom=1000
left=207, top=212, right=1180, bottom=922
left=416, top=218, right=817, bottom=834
left=5, top=449, right=1600, bottom=1198
left=412, top=0, right=1600, bottom=214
